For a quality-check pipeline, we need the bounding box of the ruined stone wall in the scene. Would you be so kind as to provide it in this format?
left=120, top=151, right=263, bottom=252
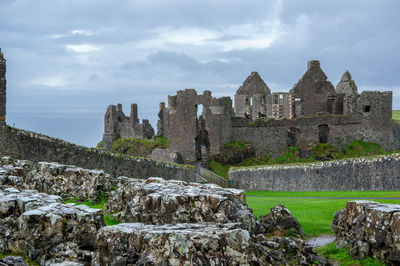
left=231, top=114, right=388, bottom=156
left=0, top=125, right=196, bottom=182
left=102, top=103, right=154, bottom=151
left=168, top=89, right=232, bottom=162
left=290, top=60, right=335, bottom=116
left=229, top=154, right=400, bottom=191
left=0, top=55, right=6, bottom=123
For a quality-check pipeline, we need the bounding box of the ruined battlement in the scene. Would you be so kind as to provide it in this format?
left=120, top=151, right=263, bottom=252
left=157, top=60, right=394, bottom=162
left=102, top=103, right=154, bottom=151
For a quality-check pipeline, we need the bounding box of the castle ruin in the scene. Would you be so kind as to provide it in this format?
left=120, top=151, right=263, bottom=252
left=102, top=103, right=154, bottom=151
left=158, top=60, right=393, bottom=162
left=0, top=49, right=6, bottom=124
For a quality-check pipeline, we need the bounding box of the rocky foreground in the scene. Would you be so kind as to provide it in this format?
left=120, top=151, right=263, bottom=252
left=0, top=157, right=327, bottom=265
left=333, top=200, right=400, bottom=265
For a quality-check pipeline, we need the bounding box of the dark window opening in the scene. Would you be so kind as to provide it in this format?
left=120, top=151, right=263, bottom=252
left=318, top=124, right=329, bottom=143
left=287, top=127, right=300, bottom=147
left=363, top=105, right=371, bottom=113
left=117, top=117, right=122, bottom=122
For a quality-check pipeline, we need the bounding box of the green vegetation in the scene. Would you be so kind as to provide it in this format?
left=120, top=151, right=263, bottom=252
left=317, top=242, right=384, bottom=266
left=246, top=191, right=400, bottom=237
left=393, top=110, right=400, bottom=124
left=64, top=191, right=120, bottom=226
left=0, top=52, right=3, bottom=60
left=97, top=136, right=169, bottom=157
left=104, top=214, right=119, bottom=226
left=210, top=141, right=393, bottom=178
left=224, top=140, right=250, bottom=151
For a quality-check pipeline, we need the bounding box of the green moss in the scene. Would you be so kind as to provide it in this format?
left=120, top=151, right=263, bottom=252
left=224, top=140, right=251, bottom=151
left=316, top=242, right=384, bottom=265
left=210, top=141, right=392, bottom=176
left=104, top=214, right=120, bottom=226
left=110, top=137, right=169, bottom=157
left=64, top=191, right=107, bottom=210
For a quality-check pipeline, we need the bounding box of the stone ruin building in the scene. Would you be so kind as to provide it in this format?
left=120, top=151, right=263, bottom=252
left=0, top=49, right=6, bottom=124
left=102, top=103, right=154, bottom=151
left=157, top=60, right=394, bottom=163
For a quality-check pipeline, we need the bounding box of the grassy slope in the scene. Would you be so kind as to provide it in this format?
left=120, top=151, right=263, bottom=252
left=97, top=136, right=169, bottom=158
left=393, top=110, right=400, bottom=123
left=246, top=191, right=400, bottom=237
left=210, top=141, right=392, bottom=179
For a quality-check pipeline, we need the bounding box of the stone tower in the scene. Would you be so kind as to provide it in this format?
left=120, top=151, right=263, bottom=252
left=0, top=49, right=6, bottom=124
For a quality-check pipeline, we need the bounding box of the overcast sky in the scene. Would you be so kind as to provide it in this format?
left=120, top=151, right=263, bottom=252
left=1, top=0, right=399, bottom=147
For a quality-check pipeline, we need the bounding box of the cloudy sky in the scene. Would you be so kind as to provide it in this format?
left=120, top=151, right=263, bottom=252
left=1, top=0, right=399, bottom=147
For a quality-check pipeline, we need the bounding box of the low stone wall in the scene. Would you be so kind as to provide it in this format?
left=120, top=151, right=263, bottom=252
left=229, top=154, right=400, bottom=191
left=332, top=201, right=400, bottom=264
left=0, top=125, right=196, bottom=182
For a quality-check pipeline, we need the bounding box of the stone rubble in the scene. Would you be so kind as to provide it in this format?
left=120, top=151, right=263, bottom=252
left=105, top=176, right=257, bottom=233
left=0, top=158, right=114, bottom=202
left=0, top=188, right=104, bottom=265
left=332, top=200, right=400, bottom=265
left=95, top=222, right=325, bottom=266
left=258, top=204, right=305, bottom=238
left=1, top=156, right=329, bottom=265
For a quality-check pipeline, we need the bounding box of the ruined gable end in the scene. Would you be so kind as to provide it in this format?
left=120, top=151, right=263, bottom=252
left=335, top=70, right=358, bottom=95
left=234, top=72, right=271, bottom=118
left=290, top=60, right=335, bottom=116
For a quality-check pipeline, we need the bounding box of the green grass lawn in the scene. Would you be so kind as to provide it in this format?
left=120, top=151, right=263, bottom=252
left=246, top=191, right=400, bottom=237
left=393, top=110, right=400, bottom=123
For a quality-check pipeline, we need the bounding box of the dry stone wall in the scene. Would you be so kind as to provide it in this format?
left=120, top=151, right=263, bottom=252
left=332, top=201, right=400, bottom=265
left=0, top=125, right=196, bottom=182
left=229, top=154, right=400, bottom=191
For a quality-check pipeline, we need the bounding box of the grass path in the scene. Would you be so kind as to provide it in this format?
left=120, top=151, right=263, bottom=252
left=393, top=110, right=400, bottom=123
left=246, top=191, right=400, bottom=237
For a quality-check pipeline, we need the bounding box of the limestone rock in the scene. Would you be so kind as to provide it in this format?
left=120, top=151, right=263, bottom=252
left=0, top=188, right=104, bottom=265
left=147, top=148, right=184, bottom=164
left=105, top=177, right=257, bottom=233
left=0, top=159, right=114, bottom=202
left=0, top=256, right=28, bottom=266
left=96, top=222, right=326, bottom=265
left=259, top=204, right=305, bottom=238
left=332, top=200, right=400, bottom=264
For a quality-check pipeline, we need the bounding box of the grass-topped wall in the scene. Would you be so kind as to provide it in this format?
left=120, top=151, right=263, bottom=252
left=0, top=125, right=195, bottom=181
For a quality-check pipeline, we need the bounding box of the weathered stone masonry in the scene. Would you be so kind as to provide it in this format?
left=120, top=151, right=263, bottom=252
left=0, top=51, right=6, bottom=123
left=102, top=103, right=154, bottom=151
left=0, top=125, right=196, bottom=182
left=333, top=201, right=400, bottom=264
left=229, top=154, right=400, bottom=191
left=158, top=60, right=394, bottom=162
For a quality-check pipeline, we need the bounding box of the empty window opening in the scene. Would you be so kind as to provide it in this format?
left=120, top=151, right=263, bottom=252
left=318, top=124, right=329, bottom=144
left=295, top=98, right=302, bottom=102
left=279, top=94, right=283, bottom=99
left=117, top=117, right=122, bottom=122
left=196, top=104, right=204, bottom=118
left=363, top=105, right=371, bottom=113
left=249, top=97, right=253, bottom=106
left=287, top=127, right=300, bottom=147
